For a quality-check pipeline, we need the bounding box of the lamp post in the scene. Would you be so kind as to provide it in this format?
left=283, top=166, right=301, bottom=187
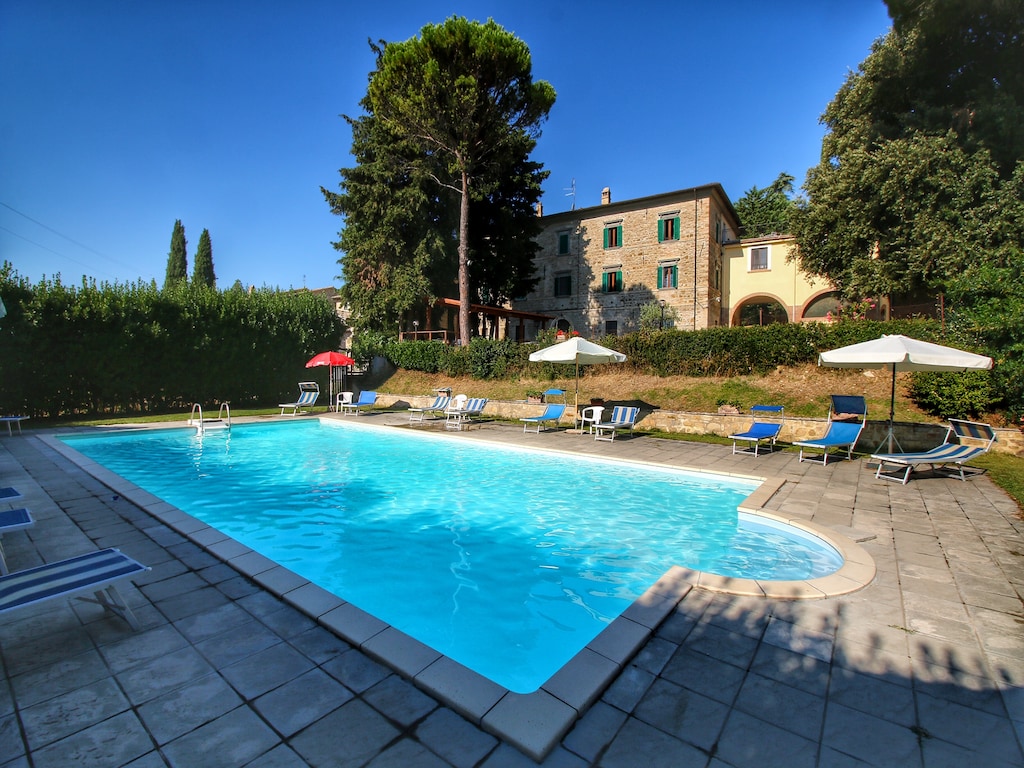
left=412, top=320, right=419, bottom=340
left=659, top=300, right=666, bottom=330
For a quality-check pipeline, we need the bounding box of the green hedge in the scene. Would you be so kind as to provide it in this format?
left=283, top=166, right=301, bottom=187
left=0, top=266, right=342, bottom=417
left=378, top=318, right=1009, bottom=417
left=382, top=319, right=944, bottom=379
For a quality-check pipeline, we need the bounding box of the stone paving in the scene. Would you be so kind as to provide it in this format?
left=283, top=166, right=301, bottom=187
left=1, top=414, right=1023, bottom=767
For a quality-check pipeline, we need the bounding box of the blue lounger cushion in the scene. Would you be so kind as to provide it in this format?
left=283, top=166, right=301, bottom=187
left=729, top=405, right=784, bottom=456
left=0, top=548, right=150, bottom=630
left=520, top=404, right=566, bottom=432
left=794, top=395, right=867, bottom=465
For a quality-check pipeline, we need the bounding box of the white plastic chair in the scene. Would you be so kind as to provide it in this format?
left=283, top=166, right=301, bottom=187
left=577, top=405, right=603, bottom=435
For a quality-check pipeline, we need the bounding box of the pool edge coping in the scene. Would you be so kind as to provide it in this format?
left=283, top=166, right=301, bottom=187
left=40, top=421, right=875, bottom=762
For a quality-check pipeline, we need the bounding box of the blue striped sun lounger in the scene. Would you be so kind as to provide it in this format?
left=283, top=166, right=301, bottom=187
left=871, top=419, right=997, bottom=484
left=594, top=406, right=640, bottom=441
left=280, top=382, right=320, bottom=415
left=445, top=398, right=488, bottom=430
left=0, top=548, right=150, bottom=630
left=409, top=395, right=450, bottom=422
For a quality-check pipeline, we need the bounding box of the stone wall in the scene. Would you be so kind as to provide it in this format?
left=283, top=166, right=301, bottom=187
left=377, top=393, right=1024, bottom=456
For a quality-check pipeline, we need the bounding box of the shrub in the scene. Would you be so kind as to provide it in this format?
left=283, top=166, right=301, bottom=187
left=907, top=370, right=1000, bottom=420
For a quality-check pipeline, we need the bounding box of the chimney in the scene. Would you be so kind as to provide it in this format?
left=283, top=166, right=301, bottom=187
left=535, top=202, right=543, bottom=217
left=601, top=187, right=611, bottom=205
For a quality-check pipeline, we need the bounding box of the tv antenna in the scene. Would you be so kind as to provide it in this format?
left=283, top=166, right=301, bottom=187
left=564, top=178, right=576, bottom=210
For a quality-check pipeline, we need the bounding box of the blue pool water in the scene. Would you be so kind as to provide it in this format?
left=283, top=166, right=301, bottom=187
left=63, top=420, right=842, bottom=692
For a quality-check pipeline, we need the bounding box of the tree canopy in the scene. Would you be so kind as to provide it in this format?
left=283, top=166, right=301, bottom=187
left=793, top=1, right=1024, bottom=298
left=733, top=173, right=796, bottom=238
left=792, top=0, right=1024, bottom=417
left=326, top=17, right=555, bottom=339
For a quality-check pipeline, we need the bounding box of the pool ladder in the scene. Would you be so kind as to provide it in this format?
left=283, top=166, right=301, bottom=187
left=188, top=403, right=231, bottom=434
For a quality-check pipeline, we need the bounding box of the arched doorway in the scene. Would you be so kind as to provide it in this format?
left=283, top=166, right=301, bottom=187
left=734, top=297, right=789, bottom=326
left=802, top=291, right=842, bottom=321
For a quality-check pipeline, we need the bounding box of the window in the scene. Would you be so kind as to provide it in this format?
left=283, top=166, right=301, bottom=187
left=605, top=320, right=618, bottom=336
left=602, top=269, right=623, bottom=293
left=658, top=216, right=680, bottom=242
left=557, top=230, right=571, bottom=255
left=603, top=224, right=622, bottom=249
left=716, top=214, right=730, bottom=244
left=657, top=263, right=678, bottom=289
left=554, top=272, right=572, bottom=297
left=750, top=246, right=769, bottom=271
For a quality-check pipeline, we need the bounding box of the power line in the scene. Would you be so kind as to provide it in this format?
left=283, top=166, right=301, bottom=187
left=0, top=224, right=116, bottom=278
left=0, top=201, right=109, bottom=258
left=0, top=201, right=140, bottom=275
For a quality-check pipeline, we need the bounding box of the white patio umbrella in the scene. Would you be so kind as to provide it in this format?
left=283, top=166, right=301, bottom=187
left=819, top=334, right=993, bottom=453
left=528, top=337, right=627, bottom=414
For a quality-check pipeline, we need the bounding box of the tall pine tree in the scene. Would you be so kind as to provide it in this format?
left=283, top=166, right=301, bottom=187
left=192, top=229, right=216, bottom=288
left=362, top=18, right=555, bottom=342
left=164, top=219, right=188, bottom=290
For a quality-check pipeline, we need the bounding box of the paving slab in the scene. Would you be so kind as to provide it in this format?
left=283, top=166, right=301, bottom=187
left=0, top=418, right=1021, bottom=767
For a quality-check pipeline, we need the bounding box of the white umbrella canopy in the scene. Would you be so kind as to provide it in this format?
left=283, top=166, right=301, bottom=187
left=819, top=334, right=993, bottom=452
left=528, top=337, right=627, bottom=412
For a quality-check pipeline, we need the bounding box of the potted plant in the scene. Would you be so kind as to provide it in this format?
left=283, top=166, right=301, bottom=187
left=526, top=389, right=544, bottom=404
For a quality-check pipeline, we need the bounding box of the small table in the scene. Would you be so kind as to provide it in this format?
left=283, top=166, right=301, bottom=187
left=0, top=416, right=29, bottom=437
left=0, top=507, right=35, bottom=575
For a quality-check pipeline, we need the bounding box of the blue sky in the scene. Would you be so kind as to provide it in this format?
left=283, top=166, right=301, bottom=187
left=1, top=1, right=892, bottom=292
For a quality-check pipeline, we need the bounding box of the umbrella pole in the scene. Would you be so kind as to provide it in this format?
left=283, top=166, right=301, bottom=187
left=575, top=358, right=580, bottom=416
left=877, top=363, right=903, bottom=454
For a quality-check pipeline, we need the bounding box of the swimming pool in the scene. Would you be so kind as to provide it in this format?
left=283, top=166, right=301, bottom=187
left=62, top=419, right=843, bottom=692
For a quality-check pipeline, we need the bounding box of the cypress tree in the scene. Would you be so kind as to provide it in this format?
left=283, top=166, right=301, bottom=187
left=192, top=228, right=216, bottom=288
left=164, top=219, right=188, bottom=289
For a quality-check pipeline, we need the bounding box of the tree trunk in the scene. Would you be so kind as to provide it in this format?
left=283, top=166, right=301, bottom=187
left=458, top=169, right=471, bottom=345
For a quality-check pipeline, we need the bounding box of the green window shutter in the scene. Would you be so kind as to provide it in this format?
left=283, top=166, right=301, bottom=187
left=657, top=219, right=665, bottom=242
left=657, top=267, right=663, bottom=289
left=602, top=272, right=609, bottom=292
left=671, top=265, right=678, bottom=288
left=616, top=225, right=623, bottom=246
left=603, top=227, right=609, bottom=249
left=616, top=270, right=623, bottom=291
left=673, top=217, right=680, bottom=240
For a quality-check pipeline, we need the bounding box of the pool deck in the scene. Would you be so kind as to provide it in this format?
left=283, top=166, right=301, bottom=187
left=2, top=413, right=1023, bottom=767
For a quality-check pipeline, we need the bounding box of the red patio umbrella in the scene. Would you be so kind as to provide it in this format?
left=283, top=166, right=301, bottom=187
left=306, top=351, right=355, bottom=410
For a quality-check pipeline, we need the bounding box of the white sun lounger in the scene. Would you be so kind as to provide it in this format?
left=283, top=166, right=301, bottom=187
left=0, top=548, right=150, bottom=630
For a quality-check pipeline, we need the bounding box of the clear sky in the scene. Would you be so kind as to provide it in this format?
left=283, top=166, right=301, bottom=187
left=1, top=0, right=892, bottom=292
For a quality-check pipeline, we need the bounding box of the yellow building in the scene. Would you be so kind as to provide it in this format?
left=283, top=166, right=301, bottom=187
left=722, top=234, right=840, bottom=325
